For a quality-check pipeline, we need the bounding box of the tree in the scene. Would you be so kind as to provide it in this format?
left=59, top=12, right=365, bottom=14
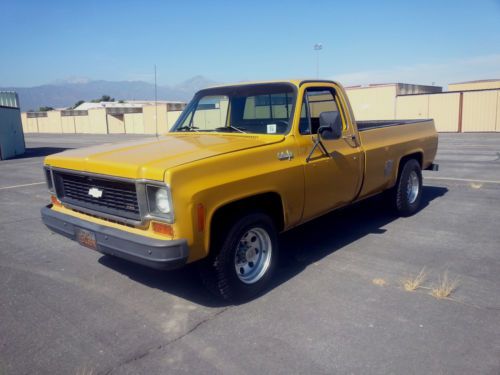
left=72, top=100, right=84, bottom=109
left=38, top=106, right=54, bottom=112
left=91, top=95, right=115, bottom=103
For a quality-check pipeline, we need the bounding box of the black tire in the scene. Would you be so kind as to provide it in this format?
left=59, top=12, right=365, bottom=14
left=199, top=212, right=279, bottom=302
left=389, top=159, right=423, bottom=216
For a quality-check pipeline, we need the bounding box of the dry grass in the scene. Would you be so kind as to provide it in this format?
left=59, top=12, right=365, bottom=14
left=431, top=271, right=459, bottom=299
left=372, top=278, right=387, bottom=286
left=76, top=367, right=95, bottom=375
left=402, top=268, right=427, bottom=291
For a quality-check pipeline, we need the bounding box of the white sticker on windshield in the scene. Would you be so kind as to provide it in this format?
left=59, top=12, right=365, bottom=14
left=267, top=124, right=277, bottom=134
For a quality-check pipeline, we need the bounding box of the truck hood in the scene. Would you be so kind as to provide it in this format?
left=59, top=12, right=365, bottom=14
left=45, top=133, right=284, bottom=181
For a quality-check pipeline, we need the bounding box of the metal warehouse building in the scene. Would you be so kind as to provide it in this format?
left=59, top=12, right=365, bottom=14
left=21, top=101, right=186, bottom=135
left=19, top=79, right=500, bottom=134
left=345, top=79, right=500, bottom=132
left=0, top=92, right=25, bottom=160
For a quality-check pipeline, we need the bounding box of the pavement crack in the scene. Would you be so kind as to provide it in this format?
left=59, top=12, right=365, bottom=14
left=101, top=306, right=231, bottom=375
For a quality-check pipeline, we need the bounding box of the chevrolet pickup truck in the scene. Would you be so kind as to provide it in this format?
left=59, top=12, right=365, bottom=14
left=42, top=79, right=438, bottom=301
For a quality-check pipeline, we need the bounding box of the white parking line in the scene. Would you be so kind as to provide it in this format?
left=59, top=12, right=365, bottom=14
left=0, top=182, right=46, bottom=190
left=425, top=176, right=500, bottom=184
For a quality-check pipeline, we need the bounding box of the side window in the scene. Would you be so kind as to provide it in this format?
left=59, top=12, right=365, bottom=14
left=299, top=98, right=310, bottom=134
left=299, top=88, right=344, bottom=135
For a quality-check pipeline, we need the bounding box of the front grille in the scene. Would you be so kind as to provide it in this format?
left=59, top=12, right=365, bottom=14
left=53, top=170, right=141, bottom=221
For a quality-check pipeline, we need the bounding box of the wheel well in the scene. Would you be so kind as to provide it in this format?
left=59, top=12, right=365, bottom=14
left=209, top=193, right=284, bottom=247
left=398, top=152, right=423, bottom=176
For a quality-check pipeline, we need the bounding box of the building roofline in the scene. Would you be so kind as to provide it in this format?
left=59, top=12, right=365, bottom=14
left=449, top=79, right=500, bottom=85
left=398, top=87, right=500, bottom=97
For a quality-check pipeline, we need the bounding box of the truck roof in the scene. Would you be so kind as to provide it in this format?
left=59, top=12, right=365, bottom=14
left=203, top=79, right=341, bottom=90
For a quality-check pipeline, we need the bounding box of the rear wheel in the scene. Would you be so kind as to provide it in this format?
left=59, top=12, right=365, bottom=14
left=199, top=212, right=278, bottom=301
left=390, top=159, right=423, bottom=216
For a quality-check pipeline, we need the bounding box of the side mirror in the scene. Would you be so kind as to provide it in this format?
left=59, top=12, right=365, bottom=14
left=318, top=111, right=342, bottom=140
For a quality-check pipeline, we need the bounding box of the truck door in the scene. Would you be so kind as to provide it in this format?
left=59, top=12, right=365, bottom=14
left=296, top=84, right=363, bottom=221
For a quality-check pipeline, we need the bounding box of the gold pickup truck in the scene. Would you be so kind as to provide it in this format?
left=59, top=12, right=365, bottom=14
left=42, top=79, right=438, bottom=300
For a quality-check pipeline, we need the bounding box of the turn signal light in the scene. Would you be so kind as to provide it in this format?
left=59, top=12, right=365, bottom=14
left=50, top=195, right=62, bottom=207
left=197, top=204, right=205, bottom=232
left=152, top=221, right=174, bottom=237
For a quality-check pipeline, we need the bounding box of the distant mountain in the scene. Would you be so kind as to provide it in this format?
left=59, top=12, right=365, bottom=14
left=1, top=76, right=217, bottom=111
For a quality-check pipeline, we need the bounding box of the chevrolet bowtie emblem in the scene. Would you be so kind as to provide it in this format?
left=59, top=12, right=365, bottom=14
left=88, top=187, right=103, bottom=198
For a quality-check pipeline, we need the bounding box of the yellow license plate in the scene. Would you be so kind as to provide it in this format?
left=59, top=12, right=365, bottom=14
left=76, top=228, right=97, bottom=251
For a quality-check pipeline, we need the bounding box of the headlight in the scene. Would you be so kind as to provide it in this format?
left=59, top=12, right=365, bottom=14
left=155, top=188, right=170, bottom=213
left=146, top=185, right=173, bottom=221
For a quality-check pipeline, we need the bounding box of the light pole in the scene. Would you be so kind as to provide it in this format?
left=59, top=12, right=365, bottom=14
left=154, top=64, right=158, bottom=137
left=313, top=43, right=323, bottom=78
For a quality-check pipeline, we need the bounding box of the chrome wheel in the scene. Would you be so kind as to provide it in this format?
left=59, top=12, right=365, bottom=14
left=234, top=227, right=272, bottom=284
left=407, top=171, right=420, bottom=204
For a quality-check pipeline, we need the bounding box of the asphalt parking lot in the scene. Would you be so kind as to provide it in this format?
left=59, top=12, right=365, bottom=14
left=1, top=133, right=499, bottom=374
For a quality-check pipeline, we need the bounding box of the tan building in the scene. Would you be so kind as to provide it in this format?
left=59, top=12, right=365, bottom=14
left=346, top=81, right=500, bottom=132
left=20, top=80, right=500, bottom=134
left=345, top=83, right=442, bottom=121
left=448, top=79, right=500, bottom=92
left=22, top=100, right=186, bottom=135
left=395, top=92, right=462, bottom=132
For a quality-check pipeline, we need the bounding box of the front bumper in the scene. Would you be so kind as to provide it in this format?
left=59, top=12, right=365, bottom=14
left=41, top=205, right=189, bottom=270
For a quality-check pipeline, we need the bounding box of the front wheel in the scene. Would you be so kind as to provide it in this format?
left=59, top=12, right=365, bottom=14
left=199, top=212, right=278, bottom=302
left=390, top=159, right=423, bottom=216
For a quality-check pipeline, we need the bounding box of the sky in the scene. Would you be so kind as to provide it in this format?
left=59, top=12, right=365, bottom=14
left=1, top=0, right=500, bottom=89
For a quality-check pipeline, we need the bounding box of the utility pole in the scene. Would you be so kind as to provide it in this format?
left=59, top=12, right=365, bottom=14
left=313, top=43, right=323, bottom=78
left=154, top=64, right=158, bottom=137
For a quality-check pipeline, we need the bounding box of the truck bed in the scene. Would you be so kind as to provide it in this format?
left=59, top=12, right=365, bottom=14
left=355, top=119, right=438, bottom=200
left=357, top=119, right=432, bottom=132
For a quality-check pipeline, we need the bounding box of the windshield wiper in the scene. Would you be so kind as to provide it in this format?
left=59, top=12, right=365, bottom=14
left=215, top=126, right=247, bottom=134
left=175, top=126, right=199, bottom=132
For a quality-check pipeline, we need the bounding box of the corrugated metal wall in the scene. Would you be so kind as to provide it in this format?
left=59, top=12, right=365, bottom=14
left=0, top=92, right=19, bottom=108
left=396, top=95, right=429, bottom=119
left=0, top=106, right=25, bottom=160
left=462, top=91, right=499, bottom=132
left=87, top=108, right=108, bottom=134
left=107, top=114, right=125, bottom=134
left=428, top=93, right=460, bottom=132
left=346, top=86, right=397, bottom=120
left=61, top=116, right=76, bottom=133
left=350, top=85, right=499, bottom=132
left=19, top=87, right=500, bottom=134
left=124, top=113, right=144, bottom=134
left=449, top=81, right=500, bottom=91
left=395, top=93, right=460, bottom=132
left=497, top=93, right=500, bottom=132
left=21, top=106, right=181, bottom=135
left=142, top=104, right=174, bottom=134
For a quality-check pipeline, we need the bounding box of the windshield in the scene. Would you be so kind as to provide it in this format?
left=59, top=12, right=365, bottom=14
left=171, top=83, right=296, bottom=135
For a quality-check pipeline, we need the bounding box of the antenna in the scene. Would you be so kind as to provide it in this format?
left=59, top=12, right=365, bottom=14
left=154, top=64, right=158, bottom=137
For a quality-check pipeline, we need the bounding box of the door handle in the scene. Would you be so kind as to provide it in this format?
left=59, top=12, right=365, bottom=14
left=277, top=150, right=294, bottom=161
